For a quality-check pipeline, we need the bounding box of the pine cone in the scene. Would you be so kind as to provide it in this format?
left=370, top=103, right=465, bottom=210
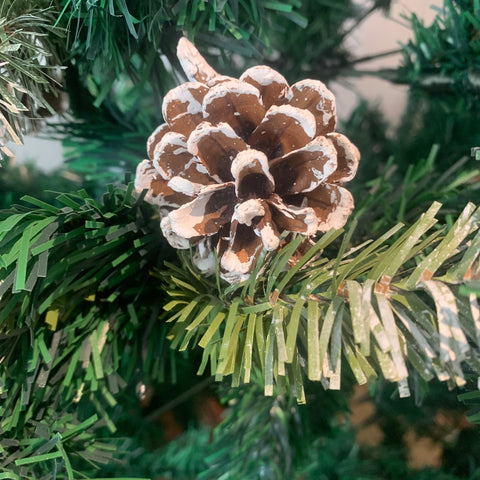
left=136, top=38, right=360, bottom=284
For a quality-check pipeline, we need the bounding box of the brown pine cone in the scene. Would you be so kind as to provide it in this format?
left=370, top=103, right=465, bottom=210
left=136, top=38, right=360, bottom=284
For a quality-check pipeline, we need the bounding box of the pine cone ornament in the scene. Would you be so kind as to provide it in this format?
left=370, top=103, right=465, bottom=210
left=136, top=38, right=360, bottom=283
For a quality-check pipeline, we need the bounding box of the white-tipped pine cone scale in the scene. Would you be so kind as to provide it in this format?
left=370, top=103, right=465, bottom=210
left=136, top=37, right=360, bottom=284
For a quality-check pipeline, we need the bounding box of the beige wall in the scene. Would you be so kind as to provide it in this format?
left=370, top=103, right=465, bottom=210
left=333, top=0, right=443, bottom=126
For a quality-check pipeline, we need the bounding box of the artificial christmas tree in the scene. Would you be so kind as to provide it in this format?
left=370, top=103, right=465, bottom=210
left=1, top=1, right=480, bottom=479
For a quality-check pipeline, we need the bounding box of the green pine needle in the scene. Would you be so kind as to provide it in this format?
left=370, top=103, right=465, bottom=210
left=160, top=202, right=480, bottom=401
left=0, top=183, right=176, bottom=478
left=0, top=2, right=64, bottom=156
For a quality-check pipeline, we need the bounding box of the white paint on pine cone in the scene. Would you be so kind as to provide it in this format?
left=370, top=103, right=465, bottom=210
left=231, top=150, right=274, bottom=188
left=193, top=239, right=216, bottom=273
left=234, top=199, right=266, bottom=226
left=152, top=132, right=189, bottom=179
left=135, top=159, right=154, bottom=193
left=221, top=244, right=263, bottom=280
left=315, top=186, right=355, bottom=232
left=206, top=74, right=236, bottom=87
left=168, top=183, right=234, bottom=239
left=269, top=196, right=318, bottom=236
left=264, top=104, right=316, bottom=139
left=177, top=37, right=219, bottom=83
left=147, top=123, right=169, bottom=160
left=136, top=36, right=361, bottom=284
left=256, top=223, right=280, bottom=251
left=289, top=79, right=337, bottom=129
left=168, top=176, right=205, bottom=196
left=183, top=156, right=210, bottom=175
left=187, top=122, right=240, bottom=156
left=161, top=215, right=191, bottom=249
left=326, top=132, right=360, bottom=183
left=162, top=82, right=205, bottom=121
left=155, top=132, right=188, bottom=149
left=240, top=65, right=288, bottom=87
left=202, top=79, right=261, bottom=109
left=268, top=136, right=338, bottom=194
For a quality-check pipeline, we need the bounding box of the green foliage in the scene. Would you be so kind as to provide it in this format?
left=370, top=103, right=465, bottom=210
left=352, top=143, right=480, bottom=237
left=0, top=1, right=64, bottom=156
left=52, top=119, right=146, bottom=195
left=55, top=0, right=309, bottom=131
left=268, top=0, right=392, bottom=83
left=458, top=383, right=480, bottom=424
left=373, top=379, right=480, bottom=473
left=299, top=435, right=479, bottom=480
left=57, top=0, right=308, bottom=61
left=50, top=0, right=380, bottom=191
left=21, top=0, right=396, bottom=196
left=399, top=0, right=480, bottom=102
left=393, top=88, right=480, bottom=171
left=1, top=183, right=479, bottom=477
left=0, top=184, right=176, bottom=478
left=52, top=0, right=395, bottom=163
left=97, top=379, right=352, bottom=480
left=102, top=427, right=211, bottom=478
left=2, top=1, right=480, bottom=479
left=344, top=92, right=480, bottom=240
left=0, top=415, right=124, bottom=480
left=160, top=202, right=480, bottom=401
left=97, top=379, right=480, bottom=479
left=0, top=155, right=79, bottom=209
left=202, top=382, right=306, bottom=479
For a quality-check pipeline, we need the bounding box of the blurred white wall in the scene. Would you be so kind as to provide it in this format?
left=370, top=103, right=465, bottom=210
left=333, top=0, right=443, bottom=125
left=7, top=132, right=64, bottom=172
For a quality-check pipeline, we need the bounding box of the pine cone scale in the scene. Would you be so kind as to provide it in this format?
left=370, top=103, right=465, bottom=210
left=248, top=105, right=316, bottom=158
left=269, top=136, right=338, bottom=195
left=162, top=82, right=208, bottom=124
left=298, top=184, right=355, bottom=232
left=187, top=122, right=247, bottom=183
left=232, top=150, right=275, bottom=201
left=168, top=183, right=236, bottom=238
left=239, top=65, right=289, bottom=109
left=220, top=221, right=265, bottom=283
left=203, top=80, right=265, bottom=139
left=153, top=132, right=192, bottom=179
left=147, top=123, right=169, bottom=160
left=268, top=194, right=317, bottom=235
left=325, top=133, right=360, bottom=183
left=289, top=80, right=337, bottom=135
